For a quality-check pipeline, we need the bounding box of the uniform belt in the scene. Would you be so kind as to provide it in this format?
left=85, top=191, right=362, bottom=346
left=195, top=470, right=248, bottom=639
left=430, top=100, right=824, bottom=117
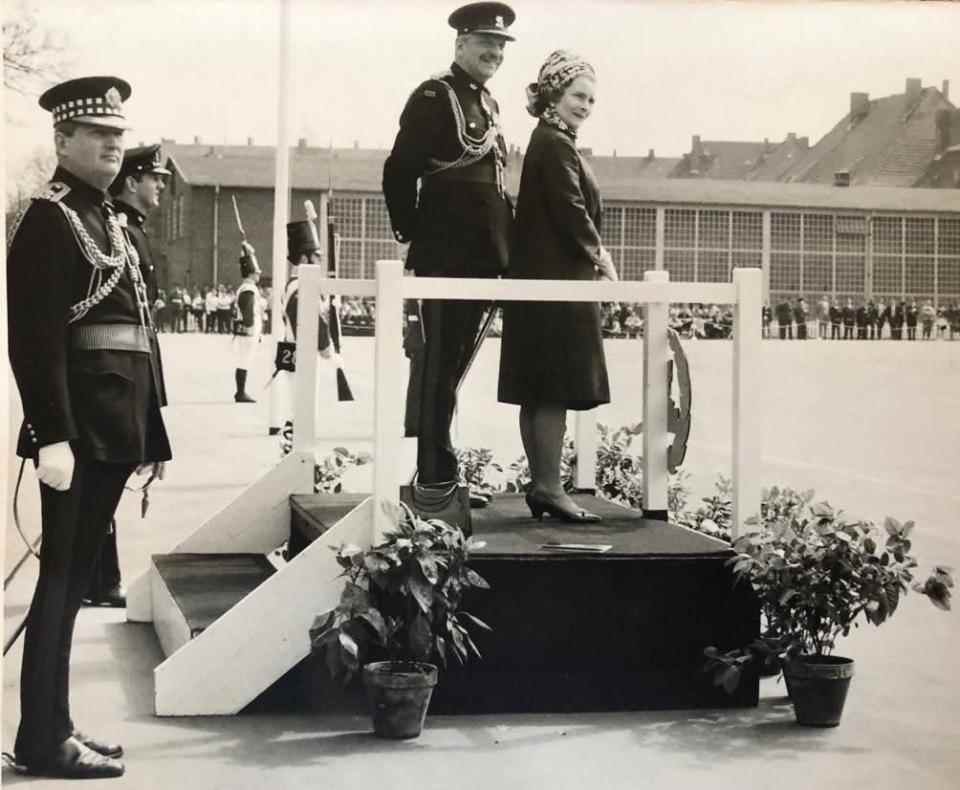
left=424, top=164, right=497, bottom=185
left=71, top=323, right=151, bottom=353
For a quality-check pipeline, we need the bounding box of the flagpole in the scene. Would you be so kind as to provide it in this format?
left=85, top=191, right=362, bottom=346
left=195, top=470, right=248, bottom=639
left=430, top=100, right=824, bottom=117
left=269, top=0, right=292, bottom=434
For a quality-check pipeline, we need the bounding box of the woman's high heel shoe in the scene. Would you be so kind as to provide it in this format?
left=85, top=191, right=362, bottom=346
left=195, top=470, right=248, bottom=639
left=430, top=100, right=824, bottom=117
left=525, top=491, right=601, bottom=523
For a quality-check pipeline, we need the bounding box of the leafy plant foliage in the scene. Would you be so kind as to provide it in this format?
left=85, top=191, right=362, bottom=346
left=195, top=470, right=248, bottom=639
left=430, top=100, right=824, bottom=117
left=705, top=487, right=953, bottom=693
left=310, top=503, right=491, bottom=683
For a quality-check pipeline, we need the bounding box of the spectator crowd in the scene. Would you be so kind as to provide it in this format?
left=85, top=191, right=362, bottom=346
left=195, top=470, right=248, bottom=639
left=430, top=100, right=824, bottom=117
left=765, top=296, right=960, bottom=340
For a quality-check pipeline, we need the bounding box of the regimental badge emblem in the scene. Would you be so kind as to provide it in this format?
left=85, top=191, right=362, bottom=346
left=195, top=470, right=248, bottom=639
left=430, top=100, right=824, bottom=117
left=105, top=87, right=122, bottom=109
left=494, top=15, right=504, bottom=28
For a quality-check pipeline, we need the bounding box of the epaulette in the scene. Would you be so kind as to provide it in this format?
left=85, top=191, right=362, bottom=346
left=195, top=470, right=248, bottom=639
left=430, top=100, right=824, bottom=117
left=33, top=181, right=71, bottom=203
left=418, top=74, right=452, bottom=100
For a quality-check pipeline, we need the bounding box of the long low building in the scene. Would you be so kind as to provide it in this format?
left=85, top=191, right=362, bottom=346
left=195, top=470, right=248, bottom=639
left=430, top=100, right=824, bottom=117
left=154, top=142, right=960, bottom=307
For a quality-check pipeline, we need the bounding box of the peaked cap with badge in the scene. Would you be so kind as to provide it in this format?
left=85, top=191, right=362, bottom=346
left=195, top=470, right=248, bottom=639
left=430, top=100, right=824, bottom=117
left=39, top=75, right=132, bottom=130
left=8, top=74, right=170, bottom=779
left=286, top=220, right=322, bottom=262
left=117, top=144, right=171, bottom=179
left=448, top=2, right=516, bottom=40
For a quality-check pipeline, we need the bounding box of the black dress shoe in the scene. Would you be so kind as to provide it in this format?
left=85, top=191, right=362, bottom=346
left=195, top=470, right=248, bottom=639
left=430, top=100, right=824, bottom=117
left=82, top=585, right=126, bottom=608
left=25, top=737, right=125, bottom=779
left=73, top=729, right=123, bottom=758
left=234, top=392, right=257, bottom=403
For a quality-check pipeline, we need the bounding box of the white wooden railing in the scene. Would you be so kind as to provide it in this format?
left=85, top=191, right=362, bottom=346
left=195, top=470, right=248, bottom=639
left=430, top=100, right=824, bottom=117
left=293, top=263, right=763, bottom=542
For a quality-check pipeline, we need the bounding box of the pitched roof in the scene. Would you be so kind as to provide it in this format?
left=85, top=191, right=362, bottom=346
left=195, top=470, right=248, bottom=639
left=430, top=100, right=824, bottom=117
left=162, top=142, right=960, bottom=213
left=780, top=86, right=954, bottom=187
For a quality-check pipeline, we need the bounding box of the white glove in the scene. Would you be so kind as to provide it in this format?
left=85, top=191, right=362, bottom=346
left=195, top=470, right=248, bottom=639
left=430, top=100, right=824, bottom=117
left=319, top=344, right=334, bottom=361
left=37, top=441, right=75, bottom=491
left=596, top=247, right=619, bottom=282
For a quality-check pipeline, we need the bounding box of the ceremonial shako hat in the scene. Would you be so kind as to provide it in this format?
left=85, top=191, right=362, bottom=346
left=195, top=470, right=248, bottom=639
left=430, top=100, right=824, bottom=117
left=118, top=144, right=171, bottom=178
left=240, top=247, right=261, bottom=278
left=39, top=76, right=132, bottom=130
left=287, top=221, right=321, bottom=262
left=448, top=2, right=516, bottom=40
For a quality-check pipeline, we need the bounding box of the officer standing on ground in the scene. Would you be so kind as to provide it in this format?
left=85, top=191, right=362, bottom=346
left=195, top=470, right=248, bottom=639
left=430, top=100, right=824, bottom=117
left=383, top=2, right=516, bottom=488
left=81, top=144, right=172, bottom=608
left=7, top=76, right=170, bottom=779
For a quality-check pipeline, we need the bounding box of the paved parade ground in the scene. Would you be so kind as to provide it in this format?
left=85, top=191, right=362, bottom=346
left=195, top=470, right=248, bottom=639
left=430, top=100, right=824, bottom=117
left=4, top=333, right=959, bottom=789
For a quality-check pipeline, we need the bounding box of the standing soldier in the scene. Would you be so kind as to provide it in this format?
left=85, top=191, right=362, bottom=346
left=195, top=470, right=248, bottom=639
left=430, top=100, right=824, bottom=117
left=7, top=76, right=170, bottom=778
left=793, top=297, right=808, bottom=340
left=855, top=300, right=867, bottom=339
left=866, top=299, right=878, bottom=340
left=906, top=299, right=919, bottom=340
left=876, top=298, right=888, bottom=340
left=81, top=144, right=171, bottom=609
left=816, top=294, right=830, bottom=340
left=274, top=221, right=333, bottom=439
left=383, top=2, right=516, bottom=488
left=233, top=243, right=264, bottom=402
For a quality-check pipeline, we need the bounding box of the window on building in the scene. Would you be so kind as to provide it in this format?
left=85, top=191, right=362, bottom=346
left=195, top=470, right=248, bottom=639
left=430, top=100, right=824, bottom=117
left=731, top=211, right=762, bottom=251
left=938, top=218, right=960, bottom=256
left=623, top=206, right=656, bottom=247
left=330, top=196, right=364, bottom=238
left=771, top=212, right=800, bottom=250
left=622, top=247, right=655, bottom=281
left=601, top=205, right=623, bottom=248
left=770, top=252, right=801, bottom=291
left=664, top=249, right=694, bottom=282
left=338, top=239, right=363, bottom=279
left=665, top=208, right=696, bottom=248
left=874, top=255, right=903, bottom=295
left=938, top=257, right=960, bottom=296
left=364, top=197, right=394, bottom=240
left=698, top=210, right=729, bottom=250
left=803, top=214, right=833, bottom=252
left=873, top=216, right=903, bottom=254
left=803, top=254, right=833, bottom=294
left=904, top=217, right=934, bottom=256
left=904, top=256, right=935, bottom=294
left=835, top=254, right=865, bottom=293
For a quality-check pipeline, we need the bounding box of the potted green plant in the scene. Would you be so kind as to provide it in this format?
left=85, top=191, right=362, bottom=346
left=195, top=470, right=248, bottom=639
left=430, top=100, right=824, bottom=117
left=310, top=502, right=491, bottom=739
left=705, top=488, right=953, bottom=726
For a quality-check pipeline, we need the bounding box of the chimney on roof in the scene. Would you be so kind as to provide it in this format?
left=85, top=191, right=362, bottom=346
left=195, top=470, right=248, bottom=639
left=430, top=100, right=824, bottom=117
left=906, top=77, right=922, bottom=103
left=247, top=137, right=254, bottom=146
left=943, top=80, right=950, bottom=101
left=850, top=92, right=870, bottom=119
left=297, top=137, right=307, bottom=149
left=692, top=134, right=703, bottom=156
left=936, top=109, right=952, bottom=153
left=786, top=132, right=796, bottom=143
left=834, top=169, right=851, bottom=187
left=647, top=148, right=654, bottom=160
left=353, top=140, right=359, bottom=149
left=193, top=135, right=201, bottom=144
left=798, top=136, right=809, bottom=148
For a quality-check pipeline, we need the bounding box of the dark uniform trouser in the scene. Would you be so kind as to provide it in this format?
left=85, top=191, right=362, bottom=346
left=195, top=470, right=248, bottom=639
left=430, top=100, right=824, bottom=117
left=416, top=298, right=489, bottom=484
left=15, top=460, right=134, bottom=767
left=86, top=524, right=121, bottom=597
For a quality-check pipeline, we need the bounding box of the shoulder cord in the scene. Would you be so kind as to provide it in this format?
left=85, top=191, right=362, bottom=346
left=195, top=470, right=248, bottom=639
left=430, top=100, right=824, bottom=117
left=424, top=80, right=506, bottom=194
left=61, top=204, right=152, bottom=326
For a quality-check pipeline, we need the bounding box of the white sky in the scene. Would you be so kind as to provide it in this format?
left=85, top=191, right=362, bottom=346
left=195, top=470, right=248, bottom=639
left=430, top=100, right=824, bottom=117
left=5, top=0, right=960, bottom=183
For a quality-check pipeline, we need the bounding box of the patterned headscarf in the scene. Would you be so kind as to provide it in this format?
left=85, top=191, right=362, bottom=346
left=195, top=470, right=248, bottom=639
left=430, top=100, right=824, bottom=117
left=525, top=49, right=597, bottom=118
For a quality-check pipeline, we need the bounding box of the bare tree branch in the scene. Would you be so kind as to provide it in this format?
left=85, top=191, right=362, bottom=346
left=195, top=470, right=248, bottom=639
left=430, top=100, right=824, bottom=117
left=3, top=1, right=68, bottom=96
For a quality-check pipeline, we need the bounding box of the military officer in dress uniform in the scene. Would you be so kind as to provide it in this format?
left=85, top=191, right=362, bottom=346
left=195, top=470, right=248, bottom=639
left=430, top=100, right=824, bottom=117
left=80, top=144, right=172, bottom=609
left=6, top=76, right=171, bottom=778
left=383, top=1, right=516, bottom=487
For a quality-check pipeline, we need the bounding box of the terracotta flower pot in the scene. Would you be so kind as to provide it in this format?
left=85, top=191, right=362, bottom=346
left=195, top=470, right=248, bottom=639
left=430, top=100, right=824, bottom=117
left=783, top=655, right=854, bottom=727
left=362, top=661, right=438, bottom=739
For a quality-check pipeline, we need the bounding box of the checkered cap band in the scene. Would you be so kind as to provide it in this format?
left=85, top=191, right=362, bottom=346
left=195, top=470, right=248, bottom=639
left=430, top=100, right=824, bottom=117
left=52, top=96, right=124, bottom=124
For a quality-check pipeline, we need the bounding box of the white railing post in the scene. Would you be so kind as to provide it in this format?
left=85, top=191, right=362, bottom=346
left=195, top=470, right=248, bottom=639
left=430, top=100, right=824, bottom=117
left=574, top=410, right=597, bottom=491
left=292, top=266, right=320, bottom=455
left=732, top=267, right=763, bottom=539
left=373, top=260, right=405, bottom=542
left=642, top=269, right=670, bottom=519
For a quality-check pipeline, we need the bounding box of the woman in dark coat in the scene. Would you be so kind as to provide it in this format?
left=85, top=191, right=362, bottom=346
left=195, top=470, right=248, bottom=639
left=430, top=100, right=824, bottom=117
left=498, top=50, right=617, bottom=523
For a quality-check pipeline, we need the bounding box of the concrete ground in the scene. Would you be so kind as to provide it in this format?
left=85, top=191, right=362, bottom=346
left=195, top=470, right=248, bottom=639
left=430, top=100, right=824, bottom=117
left=3, top=333, right=959, bottom=789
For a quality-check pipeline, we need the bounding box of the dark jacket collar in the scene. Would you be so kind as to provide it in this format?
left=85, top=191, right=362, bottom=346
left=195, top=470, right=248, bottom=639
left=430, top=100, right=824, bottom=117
left=114, top=199, right=145, bottom=227
left=53, top=165, right=111, bottom=207
left=450, top=62, right=486, bottom=93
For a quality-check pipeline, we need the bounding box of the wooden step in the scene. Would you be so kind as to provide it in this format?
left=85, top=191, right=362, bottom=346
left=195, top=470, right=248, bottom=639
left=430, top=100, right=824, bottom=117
left=151, top=553, right=276, bottom=658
